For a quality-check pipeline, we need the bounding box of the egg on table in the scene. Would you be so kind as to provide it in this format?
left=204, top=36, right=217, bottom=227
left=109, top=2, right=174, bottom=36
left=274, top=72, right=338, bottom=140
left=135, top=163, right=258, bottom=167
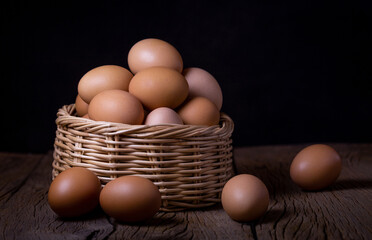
left=48, top=167, right=101, bottom=218
left=99, top=176, right=162, bottom=223
left=221, top=174, right=270, bottom=222
left=290, top=144, right=342, bottom=190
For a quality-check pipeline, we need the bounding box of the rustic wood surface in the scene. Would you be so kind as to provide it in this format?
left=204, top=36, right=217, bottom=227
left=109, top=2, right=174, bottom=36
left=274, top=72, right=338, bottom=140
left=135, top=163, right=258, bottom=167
left=0, top=143, right=371, bottom=240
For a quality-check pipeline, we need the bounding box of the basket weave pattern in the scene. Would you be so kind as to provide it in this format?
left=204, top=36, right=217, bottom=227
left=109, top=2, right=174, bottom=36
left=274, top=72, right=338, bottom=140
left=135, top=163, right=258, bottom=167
left=53, top=104, right=234, bottom=211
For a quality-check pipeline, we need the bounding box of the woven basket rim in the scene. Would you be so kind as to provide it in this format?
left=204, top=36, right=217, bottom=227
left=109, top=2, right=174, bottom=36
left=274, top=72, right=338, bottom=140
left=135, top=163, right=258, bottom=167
left=56, top=104, right=234, bottom=137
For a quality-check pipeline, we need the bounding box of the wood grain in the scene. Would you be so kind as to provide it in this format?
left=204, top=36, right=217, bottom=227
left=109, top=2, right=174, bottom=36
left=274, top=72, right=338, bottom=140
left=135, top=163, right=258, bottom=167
left=0, top=144, right=371, bottom=239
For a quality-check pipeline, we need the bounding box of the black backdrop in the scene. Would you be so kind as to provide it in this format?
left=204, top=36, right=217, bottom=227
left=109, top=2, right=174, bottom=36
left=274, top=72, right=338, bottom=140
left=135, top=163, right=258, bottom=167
left=2, top=1, right=371, bottom=153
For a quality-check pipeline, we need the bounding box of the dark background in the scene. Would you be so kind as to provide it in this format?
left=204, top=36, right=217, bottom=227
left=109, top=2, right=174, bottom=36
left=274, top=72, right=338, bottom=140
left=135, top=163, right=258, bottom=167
left=1, top=1, right=371, bottom=153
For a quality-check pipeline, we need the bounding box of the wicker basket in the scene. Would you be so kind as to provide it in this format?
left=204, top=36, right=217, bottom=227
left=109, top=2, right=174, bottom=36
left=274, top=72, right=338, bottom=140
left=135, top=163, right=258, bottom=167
left=53, top=104, right=234, bottom=211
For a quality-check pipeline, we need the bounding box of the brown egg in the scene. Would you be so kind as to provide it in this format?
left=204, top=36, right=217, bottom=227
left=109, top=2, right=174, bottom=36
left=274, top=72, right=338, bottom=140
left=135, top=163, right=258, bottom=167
left=221, top=174, right=269, bottom=222
left=128, top=38, right=183, bottom=74
left=129, top=67, right=189, bottom=110
left=78, top=65, right=133, bottom=103
left=290, top=144, right=342, bottom=190
left=145, top=107, right=183, bottom=125
left=88, top=89, right=144, bottom=124
left=82, top=113, right=90, bottom=119
left=48, top=167, right=101, bottom=218
left=75, top=95, right=89, bottom=116
left=99, top=176, right=161, bottom=223
left=177, top=97, right=220, bottom=126
left=183, top=67, right=223, bottom=110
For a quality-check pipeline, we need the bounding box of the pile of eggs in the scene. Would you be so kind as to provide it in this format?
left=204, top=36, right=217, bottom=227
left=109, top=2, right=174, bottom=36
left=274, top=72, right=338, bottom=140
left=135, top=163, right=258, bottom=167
left=49, top=38, right=224, bottom=222
left=75, top=38, right=223, bottom=126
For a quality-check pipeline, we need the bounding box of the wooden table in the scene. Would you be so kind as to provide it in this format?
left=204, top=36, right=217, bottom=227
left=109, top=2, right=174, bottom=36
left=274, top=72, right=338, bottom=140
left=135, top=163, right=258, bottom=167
left=1, top=144, right=371, bottom=239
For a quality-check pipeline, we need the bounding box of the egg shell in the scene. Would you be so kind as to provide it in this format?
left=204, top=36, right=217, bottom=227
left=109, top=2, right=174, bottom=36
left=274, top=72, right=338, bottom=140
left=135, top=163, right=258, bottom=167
left=145, top=107, right=183, bottom=125
left=99, top=176, right=161, bottom=223
left=88, top=89, right=144, bottom=124
left=177, top=97, right=220, bottom=126
left=78, top=65, right=133, bottom=103
left=290, top=144, right=342, bottom=190
left=48, top=167, right=101, bottom=218
left=183, top=67, right=223, bottom=110
left=221, top=174, right=269, bottom=222
left=75, top=95, right=89, bottom=116
left=129, top=67, right=189, bottom=110
left=128, top=38, right=183, bottom=74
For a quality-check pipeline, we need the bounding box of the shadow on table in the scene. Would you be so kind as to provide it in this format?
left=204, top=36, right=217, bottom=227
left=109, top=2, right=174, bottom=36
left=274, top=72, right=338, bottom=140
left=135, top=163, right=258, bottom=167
left=54, top=207, right=182, bottom=227
left=258, top=209, right=290, bottom=225
left=111, top=210, right=193, bottom=227
left=55, top=206, right=107, bottom=222
left=129, top=212, right=183, bottom=227
left=238, top=209, right=290, bottom=240
left=327, top=179, right=372, bottom=191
